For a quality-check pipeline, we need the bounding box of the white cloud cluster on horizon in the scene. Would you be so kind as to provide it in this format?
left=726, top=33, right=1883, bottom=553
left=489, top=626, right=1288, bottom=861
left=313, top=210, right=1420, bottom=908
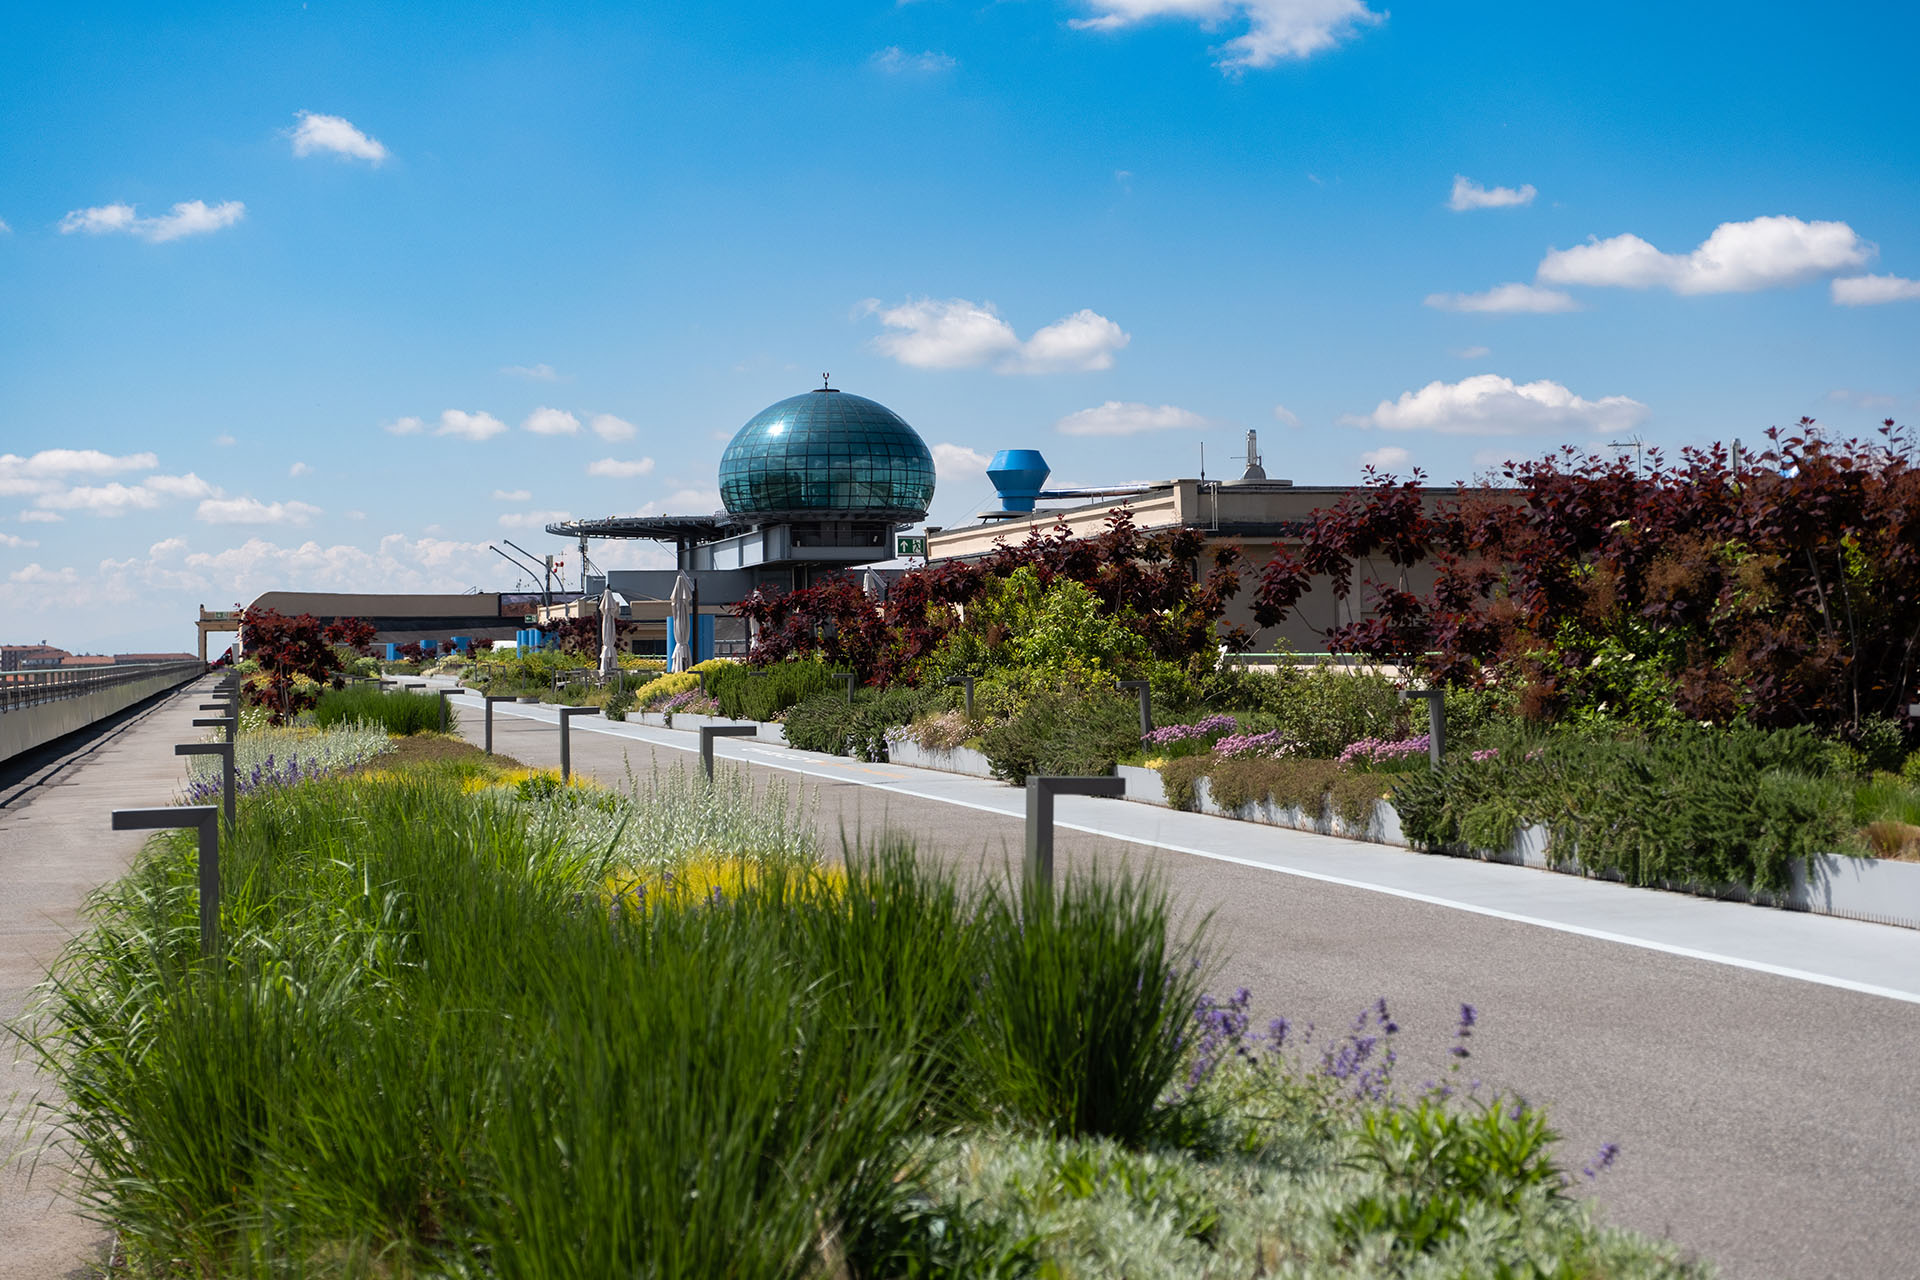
left=197, top=496, right=323, bottom=526
left=586, top=457, right=656, bottom=479
left=1425, top=282, right=1578, bottom=314
left=290, top=111, right=389, bottom=164
left=871, top=46, right=957, bottom=74
left=1831, top=274, right=1920, bottom=306
left=58, top=200, right=246, bottom=243
left=1056, top=401, right=1208, bottom=436
left=1070, top=0, right=1384, bottom=71
left=865, top=298, right=1130, bottom=374
left=1360, top=445, right=1410, bottom=469
left=1345, top=374, right=1649, bottom=436
left=1538, top=215, right=1871, bottom=295
left=0, top=449, right=159, bottom=496
left=1448, top=176, right=1536, bottom=211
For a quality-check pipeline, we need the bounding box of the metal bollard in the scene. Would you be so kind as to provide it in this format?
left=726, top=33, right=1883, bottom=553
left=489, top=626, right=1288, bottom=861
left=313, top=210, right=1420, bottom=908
left=945, top=674, right=975, bottom=719
left=833, top=671, right=857, bottom=704
left=113, top=806, right=220, bottom=957
left=191, top=715, right=234, bottom=742
left=558, top=706, right=600, bottom=782
left=1399, top=689, right=1446, bottom=770
left=437, top=688, right=462, bottom=733
left=176, top=740, right=236, bottom=828
left=483, top=694, right=516, bottom=755
left=698, top=724, right=757, bottom=782
left=1023, top=775, right=1126, bottom=894
left=1117, top=679, right=1152, bottom=736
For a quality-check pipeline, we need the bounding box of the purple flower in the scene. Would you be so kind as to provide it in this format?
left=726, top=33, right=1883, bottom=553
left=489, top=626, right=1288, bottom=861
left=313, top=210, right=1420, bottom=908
left=1583, top=1141, right=1622, bottom=1180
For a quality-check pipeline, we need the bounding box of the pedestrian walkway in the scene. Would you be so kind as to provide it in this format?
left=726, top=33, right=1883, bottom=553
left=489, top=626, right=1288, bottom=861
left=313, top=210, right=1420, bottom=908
left=440, top=686, right=1920, bottom=1004
left=0, top=675, right=214, bottom=1280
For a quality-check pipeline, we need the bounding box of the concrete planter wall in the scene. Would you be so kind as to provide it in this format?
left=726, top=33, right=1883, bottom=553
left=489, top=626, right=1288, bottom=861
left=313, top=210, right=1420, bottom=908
left=885, top=738, right=995, bottom=777
left=1115, top=764, right=1166, bottom=806
left=1187, top=777, right=1408, bottom=847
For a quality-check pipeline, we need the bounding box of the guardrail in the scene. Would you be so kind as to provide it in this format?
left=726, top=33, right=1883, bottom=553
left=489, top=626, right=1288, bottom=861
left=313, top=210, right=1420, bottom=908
left=1, top=661, right=206, bottom=714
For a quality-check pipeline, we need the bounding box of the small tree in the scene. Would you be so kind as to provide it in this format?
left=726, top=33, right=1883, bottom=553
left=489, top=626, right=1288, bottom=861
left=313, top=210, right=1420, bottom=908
left=239, top=606, right=373, bottom=723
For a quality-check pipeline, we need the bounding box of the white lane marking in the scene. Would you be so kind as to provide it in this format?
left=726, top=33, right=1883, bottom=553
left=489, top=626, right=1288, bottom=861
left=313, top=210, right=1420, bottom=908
left=478, top=699, right=1920, bottom=1005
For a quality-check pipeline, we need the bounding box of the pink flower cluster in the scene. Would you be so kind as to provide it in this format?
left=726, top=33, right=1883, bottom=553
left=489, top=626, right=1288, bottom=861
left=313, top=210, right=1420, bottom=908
left=1337, top=734, right=1432, bottom=767
left=1214, top=729, right=1295, bottom=759
left=1471, top=748, right=1500, bottom=763
left=1142, top=714, right=1237, bottom=747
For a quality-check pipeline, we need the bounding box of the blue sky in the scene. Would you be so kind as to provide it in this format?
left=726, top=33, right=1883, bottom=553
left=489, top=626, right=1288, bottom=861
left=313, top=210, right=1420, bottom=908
left=4, top=1, right=1917, bottom=652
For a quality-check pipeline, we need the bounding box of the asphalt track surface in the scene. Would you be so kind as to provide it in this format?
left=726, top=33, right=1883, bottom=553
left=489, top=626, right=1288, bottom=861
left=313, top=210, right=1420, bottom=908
left=454, top=700, right=1920, bottom=1280
left=3, top=681, right=1916, bottom=1278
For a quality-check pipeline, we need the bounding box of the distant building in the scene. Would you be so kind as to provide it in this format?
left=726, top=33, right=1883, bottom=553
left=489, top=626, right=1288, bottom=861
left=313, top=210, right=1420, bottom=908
left=549, top=384, right=934, bottom=662
left=1, top=644, right=70, bottom=671
left=59, top=654, right=116, bottom=668
left=923, top=433, right=1519, bottom=653
left=112, top=652, right=199, bottom=665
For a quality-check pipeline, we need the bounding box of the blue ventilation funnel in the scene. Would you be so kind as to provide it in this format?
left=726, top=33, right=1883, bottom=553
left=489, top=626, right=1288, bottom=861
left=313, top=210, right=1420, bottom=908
left=986, top=449, right=1051, bottom=513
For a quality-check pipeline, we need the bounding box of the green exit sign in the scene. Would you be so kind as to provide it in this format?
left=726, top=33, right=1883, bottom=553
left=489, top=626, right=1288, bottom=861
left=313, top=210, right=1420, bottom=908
left=895, top=535, right=928, bottom=558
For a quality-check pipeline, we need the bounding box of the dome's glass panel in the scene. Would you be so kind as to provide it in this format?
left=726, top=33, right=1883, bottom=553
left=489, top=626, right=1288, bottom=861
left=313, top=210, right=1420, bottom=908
left=717, top=390, right=936, bottom=517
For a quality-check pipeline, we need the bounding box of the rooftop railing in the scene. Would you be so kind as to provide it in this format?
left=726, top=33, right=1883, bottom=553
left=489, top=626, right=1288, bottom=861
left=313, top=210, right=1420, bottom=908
left=0, top=660, right=205, bottom=714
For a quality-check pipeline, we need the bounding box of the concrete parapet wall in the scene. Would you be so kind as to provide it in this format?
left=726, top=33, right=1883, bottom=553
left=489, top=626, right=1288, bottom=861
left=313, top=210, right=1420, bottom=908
left=0, top=665, right=201, bottom=763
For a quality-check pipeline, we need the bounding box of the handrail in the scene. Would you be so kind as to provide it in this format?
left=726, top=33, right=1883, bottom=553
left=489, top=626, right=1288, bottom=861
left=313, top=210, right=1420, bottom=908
left=0, top=660, right=205, bottom=714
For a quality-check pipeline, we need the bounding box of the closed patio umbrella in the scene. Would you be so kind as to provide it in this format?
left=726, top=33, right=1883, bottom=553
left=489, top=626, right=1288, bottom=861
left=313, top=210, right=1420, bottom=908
left=668, top=572, right=694, bottom=672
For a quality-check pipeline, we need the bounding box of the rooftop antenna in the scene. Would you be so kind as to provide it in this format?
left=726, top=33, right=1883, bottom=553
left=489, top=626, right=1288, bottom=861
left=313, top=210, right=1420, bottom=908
left=1607, top=435, right=1646, bottom=477
left=1240, top=429, right=1267, bottom=481
left=821, top=371, right=832, bottom=390
left=1199, top=441, right=1205, bottom=483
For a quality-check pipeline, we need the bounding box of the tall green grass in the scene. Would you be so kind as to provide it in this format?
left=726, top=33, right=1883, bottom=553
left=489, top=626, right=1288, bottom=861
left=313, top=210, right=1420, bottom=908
left=23, top=767, right=1203, bottom=1276
left=311, top=684, right=450, bottom=735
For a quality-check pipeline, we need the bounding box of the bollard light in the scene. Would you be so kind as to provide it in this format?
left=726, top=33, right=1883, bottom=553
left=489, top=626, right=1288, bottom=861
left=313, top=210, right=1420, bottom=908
left=483, top=694, right=516, bottom=755
left=436, top=688, right=462, bottom=733
left=1116, top=679, right=1152, bottom=737
left=832, top=671, right=857, bottom=704
left=698, top=724, right=757, bottom=782
left=1024, top=775, right=1126, bottom=894
left=558, top=706, right=599, bottom=782
left=177, top=740, right=236, bottom=827
left=113, top=806, right=220, bottom=956
left=191, top=715, right=234, bottom=742
left=945, top=674, right=975, bottom=719
left=1399, top=689, right=1446, bottom=770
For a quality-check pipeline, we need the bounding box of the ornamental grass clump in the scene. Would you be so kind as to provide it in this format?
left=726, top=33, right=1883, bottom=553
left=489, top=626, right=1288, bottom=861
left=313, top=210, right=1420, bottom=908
left=312, top=685, right=448, bottom=735
left=183, top=720, right=391, bottom=803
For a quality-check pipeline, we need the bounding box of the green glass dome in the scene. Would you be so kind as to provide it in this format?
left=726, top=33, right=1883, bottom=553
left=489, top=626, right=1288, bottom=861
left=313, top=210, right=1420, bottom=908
left=718, top=389, right=935, bottom=518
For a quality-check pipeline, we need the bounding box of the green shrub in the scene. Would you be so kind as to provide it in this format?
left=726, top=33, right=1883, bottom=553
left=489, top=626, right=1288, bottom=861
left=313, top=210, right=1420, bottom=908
left=964, top=868, right=1201, bottom=1145
left=311, top=686, right=448, bottom=735
left=783, top=685, right=932, bottom=761
left=1391, top=723, right=1851, bottom=894
left=709, top=659, right=837, bottom=722
left=980, top=691, right=1141, bottom=784
left=1237, top=665, right=1411, bottom=757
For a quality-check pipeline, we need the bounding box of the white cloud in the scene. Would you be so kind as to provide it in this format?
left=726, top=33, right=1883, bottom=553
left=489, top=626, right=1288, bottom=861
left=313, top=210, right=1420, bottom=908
left=871, top=46, right=957, bottom=73
left=502, top=362, right=561, bottom=381
left=491, top=488, right=532, bottom=502
left=436, top=410, right=508, bottom=441
left=498, top=509, right=572, bottom=530
left=587, top=457, right=657, bottom=479
left=1344, top=374, right=1649, bottom=436
left=20, top=510, right=62, bottom=524
left=1537, top=216, right=1871, bottom=295
left=0, top=449, right=158, bottom=496
left=1360, top=446, right=1411, bottom=469
left=140, top=472, right=217, bottom=500
left=0, top=218, right=10, bottom=234
left=1453, top=345, right=1492, bottom=359
left=1070, top=0, right=1384, bottom=71
left=196, top=497, right=322, bottom=526
left=589, top=413, right=636, bottom=442
left=1271, top=404, right=1300, bottom=426
left=8, top=563, right=79, bottom=586
left=288, top=461, right=312, bottom=477
left=865, top=297, right=1129, bottom=373
left=522, top=406, right=581, bottom=436
left=35, top=482, right=161, bottom=514
left=0, top=532, right=37, bottom=548
left=1425, top=282, right=1578, bottom=314
left=1448, top=176, right=1536, bottom=211
left=213, top=433, right=237, bottom=446
left=383, top=416, right=425, bottom=436
left=1831, top=274, right=1920, bottom=306
left=1013, top=309, right=1131, bottom=373
left=59, top=199, right=245, bottom=243
left=1056, top=401, right=1208, bottom=436
left=149, top=537, right=187, bottom=558
left=634, top=489, right=722, bottom=517
left=930, top=442, right=991, bottom=482
left=290, top=111, right=389, bottom=164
